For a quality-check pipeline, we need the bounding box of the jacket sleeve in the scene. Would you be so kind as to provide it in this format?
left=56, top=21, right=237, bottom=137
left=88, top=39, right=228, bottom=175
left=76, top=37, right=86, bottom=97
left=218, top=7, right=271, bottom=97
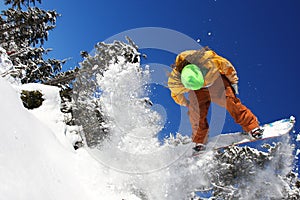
left=168, top=69, right=190, bottom=106
left=211, top=54, right=239, bottom=84
left=171, top=93, right=189, bottom=106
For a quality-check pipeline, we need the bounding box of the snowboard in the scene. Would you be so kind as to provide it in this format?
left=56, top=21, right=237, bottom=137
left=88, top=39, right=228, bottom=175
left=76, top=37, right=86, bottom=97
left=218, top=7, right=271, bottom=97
left=191, top=116, right=296, bottom=156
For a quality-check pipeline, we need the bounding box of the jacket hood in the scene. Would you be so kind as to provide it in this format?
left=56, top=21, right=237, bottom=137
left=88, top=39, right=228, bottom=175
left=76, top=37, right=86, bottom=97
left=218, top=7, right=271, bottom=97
left=175, top=48, right=215, bottom=72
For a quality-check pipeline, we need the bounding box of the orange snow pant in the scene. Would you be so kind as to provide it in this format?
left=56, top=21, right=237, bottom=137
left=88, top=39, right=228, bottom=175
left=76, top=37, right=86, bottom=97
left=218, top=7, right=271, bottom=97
left=188, top=75, right=259, bottom=144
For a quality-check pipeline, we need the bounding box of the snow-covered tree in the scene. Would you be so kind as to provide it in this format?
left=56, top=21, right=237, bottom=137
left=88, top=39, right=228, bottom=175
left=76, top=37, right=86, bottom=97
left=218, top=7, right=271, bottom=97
left=72, top=37, right=140, bottom=148
left=4, top=0, right=41, bottom=10
left=206, top=142, right=300, bottom=199
left=0, top=0, right=65, bottom=83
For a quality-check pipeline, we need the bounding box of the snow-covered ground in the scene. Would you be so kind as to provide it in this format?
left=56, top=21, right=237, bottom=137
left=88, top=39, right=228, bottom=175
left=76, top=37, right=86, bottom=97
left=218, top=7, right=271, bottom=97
left=0, top=77, right=147, bottom=200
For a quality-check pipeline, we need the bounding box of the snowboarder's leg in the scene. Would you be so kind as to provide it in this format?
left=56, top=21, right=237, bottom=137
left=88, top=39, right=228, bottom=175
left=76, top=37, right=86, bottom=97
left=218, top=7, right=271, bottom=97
left=226, top=96, right=259, bottom=132
left=212, top=75, right=259, bottom=133
left=188, top=89, right=211, bottom=144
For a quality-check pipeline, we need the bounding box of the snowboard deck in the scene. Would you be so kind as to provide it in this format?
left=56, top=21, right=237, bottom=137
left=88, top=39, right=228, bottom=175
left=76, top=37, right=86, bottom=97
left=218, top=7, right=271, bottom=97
left=191, top=117, right=295, bottom=157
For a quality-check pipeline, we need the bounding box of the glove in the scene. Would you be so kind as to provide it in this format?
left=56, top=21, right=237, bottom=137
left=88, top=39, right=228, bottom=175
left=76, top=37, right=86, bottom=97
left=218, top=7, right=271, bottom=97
left=231, top=83, right=239, bottom=95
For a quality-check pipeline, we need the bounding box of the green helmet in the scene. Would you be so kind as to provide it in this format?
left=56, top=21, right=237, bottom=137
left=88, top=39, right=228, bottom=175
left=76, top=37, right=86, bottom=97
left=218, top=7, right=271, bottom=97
left=181, top=64, right=204, bottom=90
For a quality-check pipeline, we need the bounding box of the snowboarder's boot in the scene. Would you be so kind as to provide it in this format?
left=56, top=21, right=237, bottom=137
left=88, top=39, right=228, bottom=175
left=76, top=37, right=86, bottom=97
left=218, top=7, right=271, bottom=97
left=192, top=144, right=206, bottom=155
left=249, top=127, right=264, bottom=139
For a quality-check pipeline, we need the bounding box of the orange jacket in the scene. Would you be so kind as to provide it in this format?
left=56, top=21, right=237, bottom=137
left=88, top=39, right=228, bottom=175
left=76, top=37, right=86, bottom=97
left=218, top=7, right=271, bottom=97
left=168, top=49, right=238, bottom=106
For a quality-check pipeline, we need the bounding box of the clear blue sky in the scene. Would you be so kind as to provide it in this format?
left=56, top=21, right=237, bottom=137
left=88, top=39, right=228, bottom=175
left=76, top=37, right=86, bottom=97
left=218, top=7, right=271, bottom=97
left=2, top=0, right=300, bottom=135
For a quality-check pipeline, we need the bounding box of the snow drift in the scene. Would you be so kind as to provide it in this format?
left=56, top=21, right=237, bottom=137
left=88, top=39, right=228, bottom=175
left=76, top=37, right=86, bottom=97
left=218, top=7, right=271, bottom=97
left=0, top=78, right=90, bottom=199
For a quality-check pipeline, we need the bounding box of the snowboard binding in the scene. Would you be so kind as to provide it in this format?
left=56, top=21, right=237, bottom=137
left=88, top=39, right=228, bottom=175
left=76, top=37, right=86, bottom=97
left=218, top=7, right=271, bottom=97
left=250, top=127, right=264, bottom=139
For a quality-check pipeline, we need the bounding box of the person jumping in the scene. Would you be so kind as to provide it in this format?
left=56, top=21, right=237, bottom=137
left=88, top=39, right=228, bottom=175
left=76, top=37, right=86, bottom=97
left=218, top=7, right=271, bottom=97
left=168, top=47, right=263, bottom=152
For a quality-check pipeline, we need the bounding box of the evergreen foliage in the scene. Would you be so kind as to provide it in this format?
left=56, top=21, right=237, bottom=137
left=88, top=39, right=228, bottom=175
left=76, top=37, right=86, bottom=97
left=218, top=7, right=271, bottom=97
left=0, top=0, right=66, bottom=84
left=20, top=89, right=43, bottom=109
left=4, top=0, right=42, bottom=10
left=72, top=38, right=140, bottom=148
left=208, top=143, right=300, bottom=199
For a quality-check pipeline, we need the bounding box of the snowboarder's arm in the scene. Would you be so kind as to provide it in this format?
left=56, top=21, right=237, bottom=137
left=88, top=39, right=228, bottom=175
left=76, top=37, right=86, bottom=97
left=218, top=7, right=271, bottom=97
left=212, top=55, right=239, bottom=84
left=168, top=69, right=190, bottom=106
left=171, top=92, right=189, bottom=106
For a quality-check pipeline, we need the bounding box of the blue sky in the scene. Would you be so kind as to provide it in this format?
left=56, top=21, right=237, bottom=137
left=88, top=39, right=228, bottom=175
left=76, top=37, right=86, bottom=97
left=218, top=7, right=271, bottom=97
left=1, top=0, right=299, bottom=136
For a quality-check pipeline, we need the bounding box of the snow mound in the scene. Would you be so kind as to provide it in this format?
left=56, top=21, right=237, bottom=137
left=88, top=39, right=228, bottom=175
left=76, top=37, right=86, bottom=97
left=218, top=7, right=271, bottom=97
left=0, top=77, right=141, bottom=200
left=17, top=83, right=82, bottom=150
left=0, top=78, right=87, bottom=199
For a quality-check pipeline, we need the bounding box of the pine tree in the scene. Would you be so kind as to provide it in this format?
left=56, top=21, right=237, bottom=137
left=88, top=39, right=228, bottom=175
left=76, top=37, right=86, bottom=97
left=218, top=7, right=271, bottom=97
left=72, top=37, right=140, bottom=148
left=4, top=0, right=42, bottom=10
left=208, top=143, right=300, bottom=199
left=0, top=0, right=82, bottom=149
left=0, top=0, right=65, bottom=83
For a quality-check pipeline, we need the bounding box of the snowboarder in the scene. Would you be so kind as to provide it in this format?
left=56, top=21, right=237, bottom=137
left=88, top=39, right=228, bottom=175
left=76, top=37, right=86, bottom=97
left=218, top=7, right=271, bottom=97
left=168, top=47, right=263, bottom=152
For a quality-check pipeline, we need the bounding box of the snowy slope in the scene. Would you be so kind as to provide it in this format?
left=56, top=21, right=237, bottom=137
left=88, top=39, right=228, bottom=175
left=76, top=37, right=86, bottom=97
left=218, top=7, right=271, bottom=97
left=0, top=78, right=142, bottom=199
left=17, top=83, right=79, bottom=150
left=0, top=78, right=88, bottom=199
